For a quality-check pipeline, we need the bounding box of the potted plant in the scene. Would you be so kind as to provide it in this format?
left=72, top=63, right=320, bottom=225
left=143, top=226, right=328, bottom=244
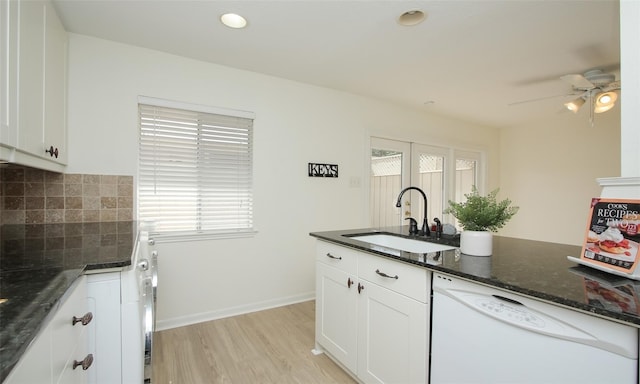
left=444, top=187, right=519, bottom=256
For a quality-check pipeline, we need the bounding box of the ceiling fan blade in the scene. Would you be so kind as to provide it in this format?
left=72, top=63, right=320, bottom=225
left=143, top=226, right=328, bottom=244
left=508, top=93, right=577, bottom=107
left=602, top=81, right=621, bottom=92
left=513, top=63, right=620, bottom=87
left=560, top=74, right=595, bottom=89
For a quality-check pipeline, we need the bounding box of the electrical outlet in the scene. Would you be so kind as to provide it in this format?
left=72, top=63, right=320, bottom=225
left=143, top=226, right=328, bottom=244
left=349, top=176, right=361, bottom=188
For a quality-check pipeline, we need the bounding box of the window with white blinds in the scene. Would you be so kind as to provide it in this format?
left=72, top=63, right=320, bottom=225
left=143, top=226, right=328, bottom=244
left=138, top=99, right=254, bottom=236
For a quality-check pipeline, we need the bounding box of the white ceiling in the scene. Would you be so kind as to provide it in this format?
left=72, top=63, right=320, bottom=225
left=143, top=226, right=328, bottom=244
left=52, top=0, right=621, bottom=128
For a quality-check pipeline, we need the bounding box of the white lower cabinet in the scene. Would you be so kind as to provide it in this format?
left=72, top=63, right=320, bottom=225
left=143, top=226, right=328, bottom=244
left=315, top=241, right=358, bottom=373
left=51, top=276, right=94, bottom=384
left=316, top=261, right=358, bottom=372
left=86, top=272, right=122, bottom=384
left=315, top=241, right=429, bottom=384
left=357, top=280, right=427, bottom=384
left=5, top=276, right=94, bottom=384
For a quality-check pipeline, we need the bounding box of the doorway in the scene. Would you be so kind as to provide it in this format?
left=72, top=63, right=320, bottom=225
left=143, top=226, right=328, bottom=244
left=370, top=137, right=483, bottom=229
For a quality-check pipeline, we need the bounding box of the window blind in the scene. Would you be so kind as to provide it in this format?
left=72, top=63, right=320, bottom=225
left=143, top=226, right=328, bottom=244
left=138, top=102, right=254, bottom=235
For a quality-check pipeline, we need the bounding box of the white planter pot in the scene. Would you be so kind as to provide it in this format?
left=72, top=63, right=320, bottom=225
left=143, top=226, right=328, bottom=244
left=459, top=254, right=492, bottom=277
left=460, top=230, right=493, bottom=256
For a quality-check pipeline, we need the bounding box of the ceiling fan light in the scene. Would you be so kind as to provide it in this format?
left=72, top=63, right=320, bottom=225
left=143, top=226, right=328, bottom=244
left=595, top=91, right=618, bottom=107
left=564, top=97, right=585, bottom=113
left=594, top=103, right=615, bottom=114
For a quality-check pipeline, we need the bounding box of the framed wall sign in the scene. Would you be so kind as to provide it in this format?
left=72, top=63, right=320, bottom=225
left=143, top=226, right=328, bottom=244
left=308, top=163, right=338, bottom=178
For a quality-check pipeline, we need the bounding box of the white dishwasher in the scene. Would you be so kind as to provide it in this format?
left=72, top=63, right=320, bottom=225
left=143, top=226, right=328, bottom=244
left=430, top=273, right=638, bottom=384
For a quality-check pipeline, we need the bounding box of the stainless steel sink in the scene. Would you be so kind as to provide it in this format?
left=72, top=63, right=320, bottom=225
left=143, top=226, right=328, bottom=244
left=348, top=234, right=456, bottom=253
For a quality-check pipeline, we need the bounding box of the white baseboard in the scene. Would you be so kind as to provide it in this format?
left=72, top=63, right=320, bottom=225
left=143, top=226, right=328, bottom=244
left=156, top=291, right=315, bottom=331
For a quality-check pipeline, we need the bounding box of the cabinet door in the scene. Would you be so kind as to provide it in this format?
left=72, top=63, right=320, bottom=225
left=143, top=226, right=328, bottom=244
left=10, top=0, right=67, bottom=168
left=315, top=262, right=358, bottom=373
left=50, top=277, right=89, bottom=380
left=43, top=0, right=67, bottom=164
left=1, top=0, right=18, bottom=149
left=16, top=0, right=46, bottom=157
left=357, top=281, right=428, bottom=384
left=86, top=273, right=122, bottom=384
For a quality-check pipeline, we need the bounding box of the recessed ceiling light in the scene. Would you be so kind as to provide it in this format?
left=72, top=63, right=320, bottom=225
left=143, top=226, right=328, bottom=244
left=398, top=10, right=426, bottom=26
left=220, top=13, right=247, bottom=29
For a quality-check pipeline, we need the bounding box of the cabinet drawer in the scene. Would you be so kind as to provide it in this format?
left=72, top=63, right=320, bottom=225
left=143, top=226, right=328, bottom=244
left=358, top=253, right=429, bottom=303
left=55, top=327, right=91, bottom=384
left=316, top=241, right=358, bottom=274
left=50, top=275, right=89, bottom=371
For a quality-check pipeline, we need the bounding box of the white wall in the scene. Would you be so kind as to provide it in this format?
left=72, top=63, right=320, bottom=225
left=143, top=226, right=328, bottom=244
left=620, top=0, right=640, bottom=177
left=498, top=109, right=620, bottom=245
left=67, top=34, right=500, bottom=329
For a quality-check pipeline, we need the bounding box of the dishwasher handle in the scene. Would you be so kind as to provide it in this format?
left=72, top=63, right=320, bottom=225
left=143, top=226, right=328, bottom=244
left=492, top=294, right=523, bottom=306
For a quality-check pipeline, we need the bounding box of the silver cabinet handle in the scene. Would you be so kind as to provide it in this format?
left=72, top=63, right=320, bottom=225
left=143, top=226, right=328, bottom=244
left=73, top=354, right=94, bottom=370
left=72, top=312, right=93, bottom=326
left=326, top=252, right=342, bottom=260
left=375, top=269, right=398, bottom=279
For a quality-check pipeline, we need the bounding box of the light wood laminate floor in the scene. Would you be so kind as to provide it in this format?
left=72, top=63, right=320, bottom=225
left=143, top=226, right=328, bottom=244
left=152, top=300, right=357, bottom=383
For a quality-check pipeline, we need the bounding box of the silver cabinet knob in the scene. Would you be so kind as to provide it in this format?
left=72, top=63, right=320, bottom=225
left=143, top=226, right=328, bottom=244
left=73, top=354, right=94, bottom=370
left=72, top=312, right=93, bottom=326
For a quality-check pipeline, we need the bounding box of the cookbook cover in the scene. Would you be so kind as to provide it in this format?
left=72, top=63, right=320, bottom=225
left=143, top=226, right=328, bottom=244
left=580, top=198, right=640, bottom=274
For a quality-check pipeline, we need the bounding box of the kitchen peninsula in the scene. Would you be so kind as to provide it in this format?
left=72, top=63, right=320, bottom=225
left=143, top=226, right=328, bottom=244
left=311, top=226, right=640, bottom=383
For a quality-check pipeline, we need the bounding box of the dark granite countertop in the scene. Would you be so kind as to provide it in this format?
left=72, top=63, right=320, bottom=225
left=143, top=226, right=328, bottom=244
left=310, top=226, right=640, bottom=327
left=0, top=221, right=138, bottom=382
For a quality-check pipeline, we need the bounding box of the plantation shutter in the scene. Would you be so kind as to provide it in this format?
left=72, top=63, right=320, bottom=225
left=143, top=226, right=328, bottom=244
left=138, top=99, right=254, bottom=235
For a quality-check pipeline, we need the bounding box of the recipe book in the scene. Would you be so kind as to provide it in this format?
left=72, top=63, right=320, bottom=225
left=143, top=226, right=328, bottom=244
left=572, top=198, right=640, bottom=279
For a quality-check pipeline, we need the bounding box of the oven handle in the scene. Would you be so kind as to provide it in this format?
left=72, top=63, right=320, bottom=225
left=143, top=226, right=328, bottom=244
left=143, top=278, right=155, bottom=382
left=150, top=251, right=158, bottom=301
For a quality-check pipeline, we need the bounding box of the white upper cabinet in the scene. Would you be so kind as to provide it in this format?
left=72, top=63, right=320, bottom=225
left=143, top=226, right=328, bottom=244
left=43, top=0, right=68, bottom=165
left=0, top=0, right=18, bottom=154
left=16, top=0, right=45, bottom=157
left=1, top=0, right=68, bottom=172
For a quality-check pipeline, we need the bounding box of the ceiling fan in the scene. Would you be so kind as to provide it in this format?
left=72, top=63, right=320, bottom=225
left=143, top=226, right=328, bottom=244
left=509, top=68, right=621, bottom=115
left=560, top=69, right=620, bottom=114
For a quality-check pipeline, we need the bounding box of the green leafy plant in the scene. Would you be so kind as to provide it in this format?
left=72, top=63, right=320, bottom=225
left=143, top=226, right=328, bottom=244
left=444, top=187, right=519, bottom=232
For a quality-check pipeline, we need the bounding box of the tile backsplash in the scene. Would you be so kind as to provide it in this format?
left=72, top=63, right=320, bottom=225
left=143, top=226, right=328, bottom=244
left=1, top=165, right=133, bottom=225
